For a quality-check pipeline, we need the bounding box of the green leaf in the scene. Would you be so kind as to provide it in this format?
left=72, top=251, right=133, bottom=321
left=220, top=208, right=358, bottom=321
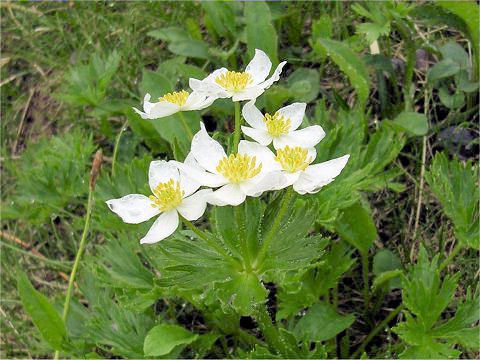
left=201, top=2, right=236, bottom=40
left=215, top=272, right=267, bottom=316
left=425, top=152, right=479, bottom=250
left=391, top=111, right=428, bottom=136
left=143, top=324, right=198, bottom=356
left=393, top=246, right=479, bottom=358
left=427, top=59, right=460, bottom=84
left=357, top=22, right=390, bottom=44
left=316, top=38, right=370, bottom=108
left=286, top=68, right=321, bottom=103
left=294, top=303, right=355, bottom=342
left=17, top=272, right=67, bottom=350
left=372, top=249, right=402, bottom=290
left=244, top=1, right=278, bottom=65
left=440, top=42, right=470, bottom=70
left=438, top=86, right=465, bottom=110
left=147, top=27, right=191, bottom=42
left=437, top=1, right=479, bottom=79
left=335, top=202, right=376, bottom=254
left=168, top=39, right=211, bottom=60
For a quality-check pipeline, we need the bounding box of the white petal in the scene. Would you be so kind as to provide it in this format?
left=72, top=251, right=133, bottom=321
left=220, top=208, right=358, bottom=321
left=245, top=49, right=272, bottom=85
left=257, top=61, right=287, bottom=90
left=132, top=107, right=150, bottom=120
left=276, top=102, right=306, bottom=131
left=183, top=91, right=218, bottom=111
left=293, top=155, right=350, bottom=194
left=178, top=169, right=201, bottom=197
left=149, top=161, right=180, bottom=192
left=106, top=194, right=160, bottom=224
left=191, top=122, right=227, bottom=174
left=284, top=171, right=302, bottom=187
left=189, top=68, right=231, bottom=98
left=207, top=184, right=246, bottom=206
left=140, top=210, right=179, bottom=244
left=239, top=171, right=288, bottom=196
left=146, top=101, right=180, bottom=119
left=176, top=189, right=212, bottom=221
left=242, top=100, right=266, bottom=129
left=171, top=160, right=228, bottom=188
left=238, top=140, right=280, bottom=173
left=231, top=86, right=265, bottom=101
left=273, top=125, right=326, bottom=149
left=241, top=126, right=272, bottom=146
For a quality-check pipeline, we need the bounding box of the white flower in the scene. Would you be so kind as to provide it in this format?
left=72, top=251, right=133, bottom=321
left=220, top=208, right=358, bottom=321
left=133, top=90, right=216, bottom=120
left=173, top=123, right=287, bottom=206
left=106, top=160, right=211, bottom=244
left=241, top=100, right=326, bottom=149
left=189, top=49, right=287, bottom=102
left=258, top=145, right=350, bottom=194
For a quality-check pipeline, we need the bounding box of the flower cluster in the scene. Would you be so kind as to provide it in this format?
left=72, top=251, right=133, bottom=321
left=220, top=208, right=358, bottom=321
left=108, top=49, right=350, bottom=243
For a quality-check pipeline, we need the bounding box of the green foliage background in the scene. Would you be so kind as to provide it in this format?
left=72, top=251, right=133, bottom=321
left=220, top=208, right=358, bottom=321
left=1, top=1, right=478, bottom=359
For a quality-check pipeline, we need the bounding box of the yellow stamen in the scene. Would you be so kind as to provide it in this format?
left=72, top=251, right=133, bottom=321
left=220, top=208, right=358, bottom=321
left=215, top=71, right=253, bottom=92
left=216, top=153, right=262, bottom=183
left=263, top=112, right=291, bottom=137
left=275, top=146, right=312, bottom=173
left=149, top=179, right=184, bottom=211
left=159, top=90, right=189, bottom=106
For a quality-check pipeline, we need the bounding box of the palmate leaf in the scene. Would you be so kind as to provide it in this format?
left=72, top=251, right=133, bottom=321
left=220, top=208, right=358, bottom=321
left=393, top=246, right=480, bottom=358
left=425, top=152, right=479, bottom=250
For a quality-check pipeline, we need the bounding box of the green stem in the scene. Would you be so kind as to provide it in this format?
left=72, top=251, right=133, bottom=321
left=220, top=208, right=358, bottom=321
left=54, top=189, right=94, bottom=360
left=439, top=243, right=463, bottom=271
left=362, top=251, right=370, bottom=312
left=232, top=101, right=241, bottom=153
left=178, top=111, right=193, bottom=141
left=235, top=206, right=251, bottom=270
left=111, top=118, right=128, bottom=177
left=395, top=21, right=415, bottom=111
left=182, top=217, right=233, bottom=262
left=253, top=187, right=294, bottom=269
left=352, top=304, right=403, bottom=358
left=255, top=304, right=290, bottom=357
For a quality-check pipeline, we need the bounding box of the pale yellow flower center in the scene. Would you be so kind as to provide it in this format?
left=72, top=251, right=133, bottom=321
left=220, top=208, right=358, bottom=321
left=149, top=179, right=184, bottom=211
left=263, top=113, right=291, bottom=137
left=275, top=146, right=312, bottom=173
left=216, top=154, right=262, bottom=183
left=215, top=71, right=253, bottom=92
left=159, top=90, right=189, bottom=106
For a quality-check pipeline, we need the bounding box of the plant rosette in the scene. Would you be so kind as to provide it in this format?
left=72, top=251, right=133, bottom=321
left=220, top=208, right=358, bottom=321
left=106, top=160, right=211, bottom=243
left=189, top=49, right=286, bottom=102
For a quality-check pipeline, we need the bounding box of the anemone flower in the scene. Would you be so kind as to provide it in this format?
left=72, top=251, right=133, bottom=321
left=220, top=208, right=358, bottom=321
left=241, top=100, right=326, bottom=149
left=133, top=90, right=216, bottom=119
left=189, top=49, right=286, bottom=102
left=106, top=160, right=211, bottom=244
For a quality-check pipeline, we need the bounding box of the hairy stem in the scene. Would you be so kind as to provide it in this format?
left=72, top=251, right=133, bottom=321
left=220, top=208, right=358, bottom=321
left=255, top=305, right=290, bottom=357
left=111, top=119, right=128, bottom=177
left=362, top=251, right=370, bottom=312
left=235, top=205, right=251, bottom=271
left=253, top=187, right=294, bottom=269
left=395, top=21, right=415, bottom=111
left=54, top=189, right=94, bottom=359
left=233, top=101, right=241, bottom=153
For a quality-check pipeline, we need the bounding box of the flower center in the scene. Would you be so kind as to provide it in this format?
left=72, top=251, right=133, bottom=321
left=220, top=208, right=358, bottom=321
left=149, top=179, right=184, bottom=211
left=159, top=90, right=189, bottom=106
left=216, top=153, right=262, bottom=183
left=275, top=146, right=312, bottom=173
left=263, top=113, right=291, bottom=137
left=215, top=71, right=253, bottom=92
